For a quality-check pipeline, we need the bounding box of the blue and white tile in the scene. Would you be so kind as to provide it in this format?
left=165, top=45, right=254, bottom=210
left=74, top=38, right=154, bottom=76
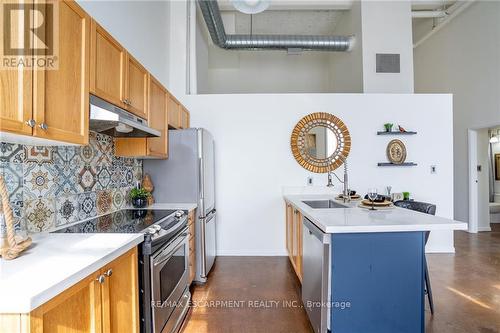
left=77, top=192, right=97, bottom=220
left=53, top=163, right=79, bottom=195
left=112, top=188, right=126, bottom=210
left=0, top=142, right=25, bottom=163
left=23, top=162, right=57, bottom=199
left=0, top=162, right=23, bottom=201
left=96, top=166, right=113, bottom=190
left=24, top=197, right=56, bottom=233
left=55, top=194, right=79, bottom=226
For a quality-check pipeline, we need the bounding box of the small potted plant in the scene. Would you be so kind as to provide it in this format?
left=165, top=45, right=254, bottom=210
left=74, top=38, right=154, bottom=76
left=130, top=188, right=150, bottom=208
left=384, top=123, right=393, bottom=132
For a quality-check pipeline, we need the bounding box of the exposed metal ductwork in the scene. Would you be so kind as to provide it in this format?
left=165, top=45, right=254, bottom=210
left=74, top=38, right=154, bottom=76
left=197, top=0, right=354, bottom=52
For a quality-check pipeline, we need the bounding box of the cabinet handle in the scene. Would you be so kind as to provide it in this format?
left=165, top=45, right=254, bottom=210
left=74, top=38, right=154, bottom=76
left=39, top=123, right=48, bottom=130
left=104, top=269, right=113, bottom=277
left=96, top=275, right=105, bottom=284
left=26, top=119, right=36, bottom=128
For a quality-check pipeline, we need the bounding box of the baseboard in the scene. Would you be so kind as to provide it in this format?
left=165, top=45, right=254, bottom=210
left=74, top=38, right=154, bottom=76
left=478, top=226, right=492, bottom=232
left=217, top=249, right=288, bottom=256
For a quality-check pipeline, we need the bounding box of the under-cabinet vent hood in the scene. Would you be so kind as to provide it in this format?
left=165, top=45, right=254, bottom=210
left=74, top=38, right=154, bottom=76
left=89, top=95, right=160, bottom=138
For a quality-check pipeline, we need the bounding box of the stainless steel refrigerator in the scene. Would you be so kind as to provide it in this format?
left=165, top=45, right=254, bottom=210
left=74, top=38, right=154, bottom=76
left=143, top=128, right=216, bottom=283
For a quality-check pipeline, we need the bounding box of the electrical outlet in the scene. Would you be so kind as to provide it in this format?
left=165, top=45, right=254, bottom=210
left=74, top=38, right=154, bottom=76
left=307, top=177, right=313, bottom=186
left=430, top=165, right=436, bottom=174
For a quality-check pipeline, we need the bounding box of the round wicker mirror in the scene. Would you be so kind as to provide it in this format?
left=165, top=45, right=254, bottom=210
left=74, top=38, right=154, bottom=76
left=290, top=112, right=351, bottom=173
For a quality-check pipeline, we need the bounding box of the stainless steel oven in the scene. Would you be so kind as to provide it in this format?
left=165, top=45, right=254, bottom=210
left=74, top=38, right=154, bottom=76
left=151, top=227, right=190, bottom=333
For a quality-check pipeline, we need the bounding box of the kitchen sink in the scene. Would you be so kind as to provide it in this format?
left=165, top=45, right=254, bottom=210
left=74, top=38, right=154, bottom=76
left=302, top=200, right=347, bottom=209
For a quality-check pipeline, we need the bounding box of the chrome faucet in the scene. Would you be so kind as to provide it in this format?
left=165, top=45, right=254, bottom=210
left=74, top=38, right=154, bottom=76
left=327, top=157, right=350, bottom=203
left=327, top=171, right=334, bottom=187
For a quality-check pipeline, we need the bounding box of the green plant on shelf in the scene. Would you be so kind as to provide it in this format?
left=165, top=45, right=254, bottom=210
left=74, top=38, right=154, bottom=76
left=384, top=123, right=393, bottom=132
left=130, top=188, right=150, bottom=200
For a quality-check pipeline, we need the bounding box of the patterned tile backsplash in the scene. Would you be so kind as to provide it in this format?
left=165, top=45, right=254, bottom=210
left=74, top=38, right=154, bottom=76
left=0, top=132, right=142, bottom=234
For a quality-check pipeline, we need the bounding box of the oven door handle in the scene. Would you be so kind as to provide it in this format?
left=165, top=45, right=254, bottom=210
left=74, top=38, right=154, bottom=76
left=153, top=233, right=188, bottom=268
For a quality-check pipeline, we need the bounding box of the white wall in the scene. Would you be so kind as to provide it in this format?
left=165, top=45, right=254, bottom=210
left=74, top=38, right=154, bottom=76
left=77, top=0, right=170, bottom=87
left=184, top=93, right=455, bottom=255
left=361, top=1, right=414, bottom=93
left=414, top=1, right=500, bottom=223
left=328, top=1, right=363, bottom=93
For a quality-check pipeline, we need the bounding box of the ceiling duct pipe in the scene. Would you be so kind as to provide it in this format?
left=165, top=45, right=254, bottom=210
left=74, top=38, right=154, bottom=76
left=197, top=0, right=354, bottom=52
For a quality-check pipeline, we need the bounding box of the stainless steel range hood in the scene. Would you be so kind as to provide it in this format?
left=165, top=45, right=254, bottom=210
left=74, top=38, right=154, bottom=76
left=89, top=95, right=160, bottom=138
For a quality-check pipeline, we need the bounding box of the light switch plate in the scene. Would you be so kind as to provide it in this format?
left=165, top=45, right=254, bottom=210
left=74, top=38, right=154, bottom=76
left=307, top=177, right=313, bottom=186
left=430, top=165, right=436, bottom=174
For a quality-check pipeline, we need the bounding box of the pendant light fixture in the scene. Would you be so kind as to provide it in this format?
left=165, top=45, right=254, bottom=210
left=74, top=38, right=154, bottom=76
left=231, top=0, right=270, bottom=14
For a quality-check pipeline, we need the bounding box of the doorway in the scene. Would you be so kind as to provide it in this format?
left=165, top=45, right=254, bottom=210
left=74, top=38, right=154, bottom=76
left=468, top=126, right=500, bottom=233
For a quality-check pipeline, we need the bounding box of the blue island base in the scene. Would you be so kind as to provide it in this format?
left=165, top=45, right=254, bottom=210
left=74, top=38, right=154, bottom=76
left=331, top=232, right=425, bottom=333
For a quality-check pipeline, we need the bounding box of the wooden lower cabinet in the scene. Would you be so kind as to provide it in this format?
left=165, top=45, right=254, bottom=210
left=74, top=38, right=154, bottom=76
left=285, top=202, right=302, bottom=282
left=0, top=248, right=139, bottom=333
left=100, top=248, right=139, bottom=333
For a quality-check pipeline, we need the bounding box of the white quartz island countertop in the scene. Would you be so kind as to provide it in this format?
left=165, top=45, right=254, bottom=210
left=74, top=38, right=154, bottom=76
left=0, top=232, right=143, bottom=314
left=284, top=194, right=467, bottom=233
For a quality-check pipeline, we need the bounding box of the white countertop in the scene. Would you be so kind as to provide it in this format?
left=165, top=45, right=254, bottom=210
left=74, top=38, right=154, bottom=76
left=284, top=194, right=467, bottom=234
left=0, top=232, right=143, bottom=313
left=148, top=202, right=197, bottom=211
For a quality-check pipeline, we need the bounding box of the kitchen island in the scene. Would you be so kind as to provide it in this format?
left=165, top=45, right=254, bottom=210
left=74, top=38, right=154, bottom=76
left=283, top=194, right=467, bottom=333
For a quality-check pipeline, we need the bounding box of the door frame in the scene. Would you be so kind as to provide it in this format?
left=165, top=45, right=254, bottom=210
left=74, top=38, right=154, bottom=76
left=468, top=124, right=500, bottom=233
left=468, top=129, right=479, bottom=233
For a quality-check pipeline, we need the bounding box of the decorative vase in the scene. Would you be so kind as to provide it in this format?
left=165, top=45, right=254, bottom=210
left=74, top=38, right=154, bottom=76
left=132, top=197, right=147, bottom=208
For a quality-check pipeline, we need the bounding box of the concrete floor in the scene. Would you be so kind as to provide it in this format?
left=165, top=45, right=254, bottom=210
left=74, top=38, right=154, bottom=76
left=182, top=228, right=500, bottom=333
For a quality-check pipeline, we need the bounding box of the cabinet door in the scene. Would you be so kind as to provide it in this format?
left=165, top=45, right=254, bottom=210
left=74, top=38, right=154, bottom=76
left=33, top=1, right=90, bottom=145
left=146, top=75, right=168, bottom=157
left=167, top=94, right=181, bottom=129
left=296, top=211, right=303, bottom=280
left=101, top=248, right=139, bottom=333
left=180, top=107, right=189, bottom=129
left=285, top=203, right=293, bottom=258
left=125, top=54, right=148, bottom=119
left=29, top=272, right=103, bottom=333
left=0, top=5, right=32, bottom=138
left=90, top=20, right=126, bottom=108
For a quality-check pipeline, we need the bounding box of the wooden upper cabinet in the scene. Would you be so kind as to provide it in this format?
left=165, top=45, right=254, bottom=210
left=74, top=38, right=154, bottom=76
left=0, top=0, right=32, bottom=137
left=146, top=75, right=168, bottom=157
left=180, top=106, right=190, bottom=129
left=114, top=75, right=167, bottom=158
left=90, top=20, right=126, bottom=108
left=167, top=94, right=181, bottom=129
left=29, top=271, right=103, bottom=333
left=32, top=0, right=90, bottom=145
left=101, top=248, right=139, bottom=333
left=125, top=55, right=148, bottom=119
left=0, top=64, right=32, bottom=137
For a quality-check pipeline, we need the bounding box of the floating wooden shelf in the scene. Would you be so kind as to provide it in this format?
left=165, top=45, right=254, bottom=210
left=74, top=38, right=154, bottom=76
left=378, top=162, right=418, bottom=167
left=377, top=131, right=417, bottom=135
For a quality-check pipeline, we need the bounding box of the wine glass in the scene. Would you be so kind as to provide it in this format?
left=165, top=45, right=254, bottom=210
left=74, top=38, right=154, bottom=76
left=367, top=188, right=378, bottom=211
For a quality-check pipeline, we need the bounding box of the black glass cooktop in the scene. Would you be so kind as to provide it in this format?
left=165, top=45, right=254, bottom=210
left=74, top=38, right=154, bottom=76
left=53, top=209, right=177, bottom=234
